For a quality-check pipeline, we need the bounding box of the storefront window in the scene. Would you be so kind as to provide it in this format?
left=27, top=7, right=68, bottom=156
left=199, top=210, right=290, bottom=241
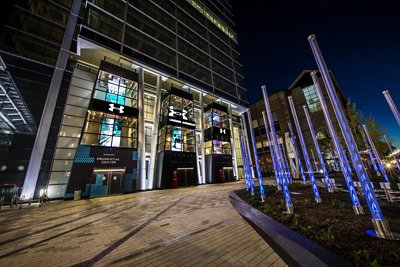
left=81, top=111, right=137, bottom=148
left=93, top=70, right=138, bottom=108
left=158, top=125, right=195, bottom=152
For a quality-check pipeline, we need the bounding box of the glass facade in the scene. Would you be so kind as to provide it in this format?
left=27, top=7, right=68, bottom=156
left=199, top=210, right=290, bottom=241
left=303, top=85, right=321, bottom=113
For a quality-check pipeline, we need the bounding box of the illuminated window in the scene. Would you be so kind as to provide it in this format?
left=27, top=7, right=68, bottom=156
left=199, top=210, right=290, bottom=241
left=303, top=85, right=321, bottom=113
left=93, top=70, right=138, bottom=108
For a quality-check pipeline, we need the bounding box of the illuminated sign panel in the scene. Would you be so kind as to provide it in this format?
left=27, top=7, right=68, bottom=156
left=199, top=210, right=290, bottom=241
left=187, top=0, right=236, bottom=41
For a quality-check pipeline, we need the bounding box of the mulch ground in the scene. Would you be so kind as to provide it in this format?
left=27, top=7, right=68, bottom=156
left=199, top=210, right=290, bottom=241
left=236, top=182, right=400, bottom=266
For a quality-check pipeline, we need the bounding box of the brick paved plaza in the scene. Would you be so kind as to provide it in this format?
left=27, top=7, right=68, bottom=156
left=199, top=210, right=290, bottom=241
left=0, top=181, right=286, bottom=267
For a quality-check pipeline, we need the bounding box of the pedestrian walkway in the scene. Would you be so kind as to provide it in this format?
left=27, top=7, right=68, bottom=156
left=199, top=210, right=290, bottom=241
left=0, top=181, right=286, bottom=267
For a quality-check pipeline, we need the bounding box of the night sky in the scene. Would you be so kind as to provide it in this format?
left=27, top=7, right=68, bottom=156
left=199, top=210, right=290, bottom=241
left=231, top=0, right=400, bottom=146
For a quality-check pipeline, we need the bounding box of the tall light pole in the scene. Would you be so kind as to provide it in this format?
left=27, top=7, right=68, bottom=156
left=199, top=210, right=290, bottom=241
left=362, top=124, right=389, bottom=182
left=383, top=90, right=400, bottom=127
left=303, top=105, right=333, bottom=192
left=240, top=134, right=254, bottom=195
left=308, top=34, right=395, bottom=238
left=384, top=135, right=400, bottom=172
left=247, top=110, right=266, bottom=202
left=280, top=140, right=293, bottom=184
left=360, top=125, right=381, bottom=176
left=311, top=71, right=363, bottom=215
left=288, top=122, right=307, bottom=183
left=262, top=111, right=281, bottom=189
left=262, top=86, right=293, bottom=214
left=288, top=96, right=321, bottom=203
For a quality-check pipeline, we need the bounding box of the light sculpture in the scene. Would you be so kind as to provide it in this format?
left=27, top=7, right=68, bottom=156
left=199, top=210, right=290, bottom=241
left=360, top=125, right=381, bottom=176
left=308, top=34, right=395, bottom=238
left=383, top=90, right=400, bottom=127
left=362, top=124, right=389, bottom=182
left=262, top=86, right=293, bottom=214
left=288, top=96, right=321, bottom=203
left=384, top=135, right=400, bottom=172
left=280, top=141, right=293, bottom=184
left=303, top=105, right=333, bottom=192
left=262, top=111, right=281, bottom=189
left=288, top=122, right=307, bottom=183
left=247, top=110, right=266, bottom=202
left=311, top=71, right=363, bottom=214
left=240, top=134, right=255, bottom=195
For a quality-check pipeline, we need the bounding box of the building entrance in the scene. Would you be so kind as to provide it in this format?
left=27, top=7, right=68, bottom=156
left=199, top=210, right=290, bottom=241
left=93, top=169, right=124, bottom=195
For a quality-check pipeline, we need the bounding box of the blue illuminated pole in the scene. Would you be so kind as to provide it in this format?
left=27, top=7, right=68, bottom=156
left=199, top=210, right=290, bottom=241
left=262, top=111, right=281, bottom=189
left=310, top=149, right=319, bottom=172
left=247, top=110, right=266, bottom=202
left=240, top=134, right=254, bottom=195
left=363, top=124, right=389, bottom=182
left=384, top=135, right=400, bottom=172
left=311, top=71, right=364, bottom=215
left=262, top=86, right=293, bottom=214
left=383, top=90, right=400, bottom=127
left=360, top=126, right=381, bottom=176
left=303, top=105, right=334, bottom=192
left=288, top=122, right=307, bottom=183
left=280, top=141, right=293, bottom=184
left=308, top=34, right=395, bottom=239
left=288, top=96, right=322, bottom=203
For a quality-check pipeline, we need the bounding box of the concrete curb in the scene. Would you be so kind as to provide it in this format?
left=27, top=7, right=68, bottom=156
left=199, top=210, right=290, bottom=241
left=229, top=190, right=351, bottom=267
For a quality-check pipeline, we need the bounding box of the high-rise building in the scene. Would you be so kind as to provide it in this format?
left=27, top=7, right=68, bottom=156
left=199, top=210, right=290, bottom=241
left=0, top=0, right=249, bottom=199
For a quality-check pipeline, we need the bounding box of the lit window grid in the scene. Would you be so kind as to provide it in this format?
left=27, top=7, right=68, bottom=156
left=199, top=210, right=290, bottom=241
left=303, top=85, right=322, bottom=113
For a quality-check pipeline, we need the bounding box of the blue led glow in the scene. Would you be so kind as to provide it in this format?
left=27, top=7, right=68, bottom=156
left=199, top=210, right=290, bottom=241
left=288, top=122, right=307, bottom=183
left=308, top=35, right=384, bottom=221
left=247, top=110, right=265, bottom=201
left=262, top=112, right=281, bottom=188
left=288, top=96, right=321, bottom=202
left=363, top=125, right=389, bottom=182
left=262, top=86, right=293, bottom=211
left=240, top=135, right=255, bottom=195
left=280, top=142, right=293, bottom=184
left=303, top=105, right=333, bottom=192
left=360, top=126, right=381, bottom=176
left=311, top=72, right=362, bottom=210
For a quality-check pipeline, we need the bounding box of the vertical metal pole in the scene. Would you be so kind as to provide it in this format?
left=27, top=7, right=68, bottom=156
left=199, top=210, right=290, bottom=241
left=360, top=125, right=381, bottom=176
left=288, top=96, right=321, bottom=203
left=383, top=90, right=400, bottom=127
left=363, top=125, right=389, bottom=182
left=241, top=113, right=256, bottom=179
left=311, top=71, right=363, bottom=214
left=303, top=105, right=333, bottom=192
left=262, top=86, right=293, bottom=214
left=229, top=104, right=239, bottom=181
left=308, top=34, right=393, bottom=238
left=311, top=149, right=319, bottom=172
left=262, top=111, right=281, bottom=189
left=384, top=135, right=400, bottom=172
left=148, top=76, right=162, bottom=189
left=280, top=141, right=293, bottom=184
left=199, top=93, right=206, bottom=184
left=247, top=109, right=266, bottom=202
left=288, top=122, right=307, bottom=183
left=138, top=68, right=146, bottom=190
left=240, top=134, right=254, bottom=194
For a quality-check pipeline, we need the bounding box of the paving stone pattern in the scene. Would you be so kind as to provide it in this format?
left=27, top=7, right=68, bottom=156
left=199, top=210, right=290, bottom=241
left=0, top=181, right=286, bottom=267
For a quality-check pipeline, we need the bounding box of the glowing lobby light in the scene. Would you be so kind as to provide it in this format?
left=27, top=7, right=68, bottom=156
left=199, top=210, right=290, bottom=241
left=384, top=135, right=400, bottom=172
left=308, top=34, right=395, bottom=239
left=288, top=96, right=321, bottom=203
left=303, top=105, right=333, bottom=192
left=383, top=90, right=400, bottom=128
left=262, top=111, right=281, bottom=189
left=360, top=125, right=381, bottom=176
left=247, top=110, right=266, bottom=202
left=262, top=86, right=293, bottom=214
left=311, top=71, right=363, bottom=215
left=288, top=122, right=307, bottom=183
left=362, top=124, right=389, bottom=182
